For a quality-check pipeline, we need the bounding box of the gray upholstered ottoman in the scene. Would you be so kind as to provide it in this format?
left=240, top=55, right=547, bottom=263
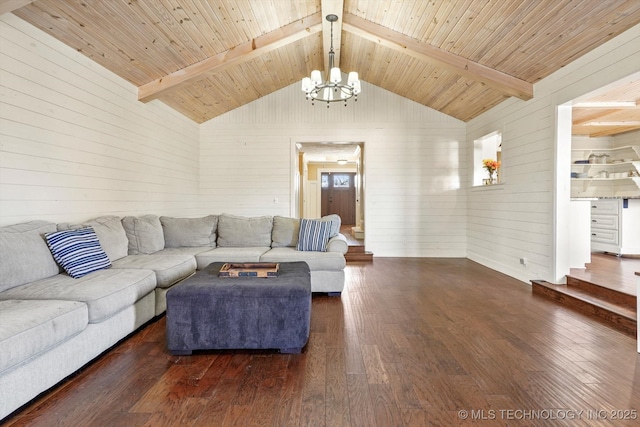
left=166, top=261, right=311, bottom=354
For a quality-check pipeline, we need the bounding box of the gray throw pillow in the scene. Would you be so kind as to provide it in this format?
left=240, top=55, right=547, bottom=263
left=160, top=216, right=218, bottom=247
left=121, top=215, right=165, bottom=254
left=217, top=214, right=273, bottom=247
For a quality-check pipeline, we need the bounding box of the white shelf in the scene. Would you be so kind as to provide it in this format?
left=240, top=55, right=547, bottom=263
left=571, top=146, right=640, bottom=197
left=572, top=145, right=640, bottom=155
left=572, top=161, right=637, bottom=167
left=572, top=177, right=636, bottom=181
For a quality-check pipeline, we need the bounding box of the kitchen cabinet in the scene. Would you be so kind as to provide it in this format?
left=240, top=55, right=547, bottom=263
left=590, top=199, right=640, bottom=255
left=570, top=199, right=592, bottom=268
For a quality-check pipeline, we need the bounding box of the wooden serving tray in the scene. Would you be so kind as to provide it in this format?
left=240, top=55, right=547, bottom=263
left=218, top=262, right=279, bottom=278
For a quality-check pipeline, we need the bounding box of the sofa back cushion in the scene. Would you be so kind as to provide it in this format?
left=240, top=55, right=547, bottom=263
left=321, top=214, right=341, bottom=237
left=217, top=214, right=273, bottom=247
left=0, top=221, right=60, bottom=292
left=271, top=216, right=300, bottom=248
left=160, top=215, right=218, bottom=247
left=58, top=216, right=128, bottom=262
left=122, top=215, right=165, bottom=254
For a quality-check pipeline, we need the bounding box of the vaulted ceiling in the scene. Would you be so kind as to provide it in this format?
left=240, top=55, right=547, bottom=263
left=5, top=0, right=640, bottom=130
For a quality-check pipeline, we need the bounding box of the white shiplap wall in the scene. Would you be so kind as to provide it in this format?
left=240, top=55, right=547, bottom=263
left=200, top=82, right=467, bottom=257
left=0, top=14, right=200, bottom=226
left=467, top=23, right=640, bottom=283
left=3, top=11, right=636, bottom=276
left=613, top=129, right=640, bottom=147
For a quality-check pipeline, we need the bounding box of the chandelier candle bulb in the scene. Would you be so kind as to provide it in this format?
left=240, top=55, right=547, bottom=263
left=330, top=67, right=341, bottom=84
left=353, top=80, right=361, bottom=95
left=301, top=77, right=311, bottom=94
left=311, top=70, right=322, bottom=86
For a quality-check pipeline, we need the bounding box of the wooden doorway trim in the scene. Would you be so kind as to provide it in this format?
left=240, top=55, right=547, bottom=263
left=293, top=141, right=366, bottom=241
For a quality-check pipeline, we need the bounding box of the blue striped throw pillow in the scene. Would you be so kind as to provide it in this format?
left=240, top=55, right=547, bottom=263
left=45, top=227, right=112, bottom=278
left=297, top=219, right=331, bottom=252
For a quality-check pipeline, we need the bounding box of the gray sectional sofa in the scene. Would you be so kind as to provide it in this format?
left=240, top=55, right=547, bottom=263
left=0, top=213, right=347, bottom=420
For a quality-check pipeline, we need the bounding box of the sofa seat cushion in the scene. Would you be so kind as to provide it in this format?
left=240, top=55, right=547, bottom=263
left=195, top=247, right=271, bottom=270
left=111, top=254, right=196, bottom=288
left=260, top=247, right=346, bottom=271
left=0, top=269, right=156, bottom=323
left=0, top=299, right=88, bottom=373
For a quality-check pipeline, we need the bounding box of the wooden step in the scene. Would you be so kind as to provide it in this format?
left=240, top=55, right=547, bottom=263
left=345, top=252, right=374, bottom=262
left=531, top=278, right=636, bottom=337
left=345, top=245, right=373, bottom=262
left=566, top=275, right=636, bottom=310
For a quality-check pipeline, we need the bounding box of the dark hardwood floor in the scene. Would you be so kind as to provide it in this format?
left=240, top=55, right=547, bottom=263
left=4, top=258, right=640, bottom=426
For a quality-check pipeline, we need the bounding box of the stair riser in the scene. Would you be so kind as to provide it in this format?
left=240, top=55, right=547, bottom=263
left=345, top=253, right=373, bottom=263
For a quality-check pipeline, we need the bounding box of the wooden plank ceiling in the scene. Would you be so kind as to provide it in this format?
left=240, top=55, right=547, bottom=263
left=572, top=77, right=640, bottom=137
left=7, top=0, right=640, bottom=128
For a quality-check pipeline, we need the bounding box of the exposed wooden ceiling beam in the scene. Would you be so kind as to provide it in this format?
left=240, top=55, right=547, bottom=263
left=321, top=0, right=344, bottom=72
left=0, top=0, right=36, bottom=15
left=139, top=13, right=322, bottom=103
left=573, top=101, right=639, bottom=108
left=342, top=13, right=534, bottom=101
left=575, top=125, right=640, bottom=137
left=572, top=106, right=640, bottom=126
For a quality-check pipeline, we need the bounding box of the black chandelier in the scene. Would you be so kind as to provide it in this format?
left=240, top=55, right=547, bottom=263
left=301, top=14, right=361, bottom=107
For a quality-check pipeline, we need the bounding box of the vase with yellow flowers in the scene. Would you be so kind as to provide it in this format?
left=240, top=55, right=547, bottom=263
left=482, top=158, right=500, bottom=184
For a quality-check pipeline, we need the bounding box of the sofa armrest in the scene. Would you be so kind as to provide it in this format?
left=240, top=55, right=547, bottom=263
left=327, top=233, right=348, bottom=254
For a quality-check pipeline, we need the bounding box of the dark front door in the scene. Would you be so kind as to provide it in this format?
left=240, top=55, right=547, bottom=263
left=321, top=172, right=356, bottom=225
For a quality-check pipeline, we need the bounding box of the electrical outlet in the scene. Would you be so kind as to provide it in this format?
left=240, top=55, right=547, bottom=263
left=520, top=257, right=527, bottom=266
left=273, top=197, right=278, bottom=204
